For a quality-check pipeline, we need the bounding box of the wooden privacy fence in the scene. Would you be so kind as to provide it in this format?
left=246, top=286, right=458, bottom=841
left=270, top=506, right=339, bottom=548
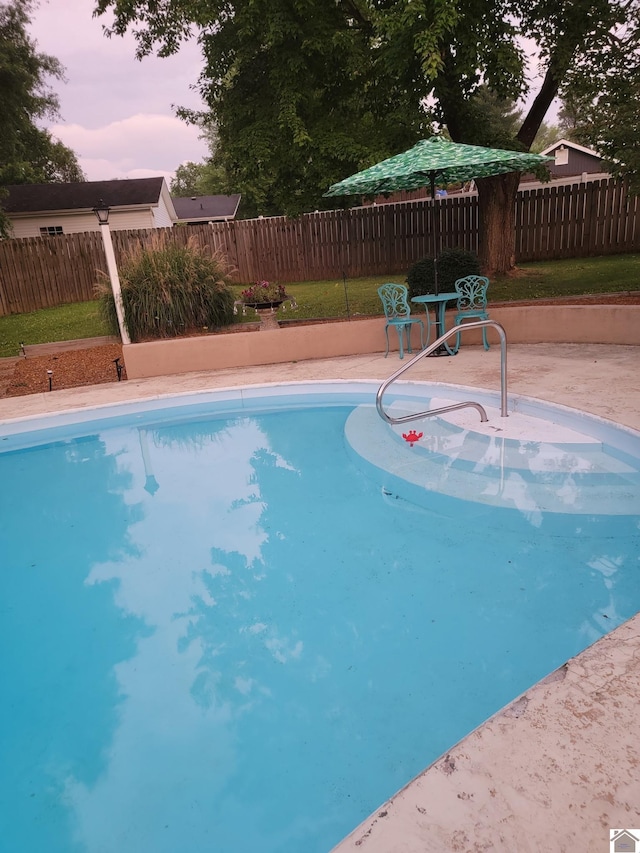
left=0, top=178, right=638, bottom=315
left=0, top=230, right=107, bottom=316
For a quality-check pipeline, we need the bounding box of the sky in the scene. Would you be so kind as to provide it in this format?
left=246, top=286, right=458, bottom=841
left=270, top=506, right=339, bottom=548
left=28, top=0, right=210, bottom=184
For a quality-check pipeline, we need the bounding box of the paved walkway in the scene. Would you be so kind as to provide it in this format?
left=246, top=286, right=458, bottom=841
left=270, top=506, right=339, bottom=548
left=2, top=343, right=640, bottom=431
left=2, top=342, right=640, bottom=853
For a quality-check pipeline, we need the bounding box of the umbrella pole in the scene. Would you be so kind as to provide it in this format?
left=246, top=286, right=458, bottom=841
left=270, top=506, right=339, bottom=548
left=427, top=171, right=452, bottom=356
left=428, top=171, right=452, bottom=357
left=430, top=173, right=438, bottom=296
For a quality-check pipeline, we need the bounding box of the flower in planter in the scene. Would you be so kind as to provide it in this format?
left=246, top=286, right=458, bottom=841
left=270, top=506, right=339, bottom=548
left=235, top=280, right=297, bottom=317
left=240, top=280, right=288, bottom=305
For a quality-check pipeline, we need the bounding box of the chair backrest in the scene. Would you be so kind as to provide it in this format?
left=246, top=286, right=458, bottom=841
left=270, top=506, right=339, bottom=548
left=454, top=275, right=489, bottom=312
left=378, top=283, right=412, bottom=319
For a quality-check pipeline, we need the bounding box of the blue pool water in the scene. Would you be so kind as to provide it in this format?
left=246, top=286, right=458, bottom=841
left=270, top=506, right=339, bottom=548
left=1, top=383, right=639, bottom=853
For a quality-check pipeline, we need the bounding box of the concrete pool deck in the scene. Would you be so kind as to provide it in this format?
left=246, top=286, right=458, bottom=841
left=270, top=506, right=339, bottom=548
left=1, top=342, right=639, bottom=851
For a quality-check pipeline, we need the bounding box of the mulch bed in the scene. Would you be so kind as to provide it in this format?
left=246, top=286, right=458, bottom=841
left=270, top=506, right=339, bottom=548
left=3, top=344, right=125, bottom=397
left=2, top=293, right=639, bottom=398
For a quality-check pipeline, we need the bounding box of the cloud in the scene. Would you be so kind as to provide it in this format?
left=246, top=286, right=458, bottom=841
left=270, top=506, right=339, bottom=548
left=50, top=114, right=208, bottom=181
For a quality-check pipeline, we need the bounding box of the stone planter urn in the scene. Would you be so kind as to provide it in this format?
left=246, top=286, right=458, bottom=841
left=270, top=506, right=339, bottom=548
left=250, top=301, right=283, bottom=330
left=237, top=283, right=297, bottom=330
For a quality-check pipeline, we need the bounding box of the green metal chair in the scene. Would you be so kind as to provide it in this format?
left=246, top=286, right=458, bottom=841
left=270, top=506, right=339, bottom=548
left=377, top=283, right=426, bottom=359
left=451, top=275, right=490, bottom=353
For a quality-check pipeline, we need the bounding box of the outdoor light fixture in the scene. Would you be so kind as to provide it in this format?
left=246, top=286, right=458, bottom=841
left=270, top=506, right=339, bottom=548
left=47, top=369, right=53, bottom=391
left=93, top=198, right=131, bottom=345
left=92, top=199, right=110, bottom=225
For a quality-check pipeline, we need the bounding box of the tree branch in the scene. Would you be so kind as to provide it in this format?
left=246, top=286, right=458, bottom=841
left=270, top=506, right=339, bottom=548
left=517, top=65, right=562, bottom=149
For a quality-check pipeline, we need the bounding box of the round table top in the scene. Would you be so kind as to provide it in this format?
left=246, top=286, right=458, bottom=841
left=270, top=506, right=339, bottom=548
left=411, top=292, right=458, bottom=303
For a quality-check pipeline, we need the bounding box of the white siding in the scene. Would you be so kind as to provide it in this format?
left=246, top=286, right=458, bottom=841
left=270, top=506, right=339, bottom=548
left=152, top=200, right=174, bottom=228
left=154, top=181, right=177, bottom=227
left=108, top=209, right=155, bottom=230
left=9, top=208, right=156, bottom=237
left=10, top=212, right=97, bottom=238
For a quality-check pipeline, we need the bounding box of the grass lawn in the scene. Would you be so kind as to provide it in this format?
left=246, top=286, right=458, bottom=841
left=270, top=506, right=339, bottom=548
left=269, top=253, right=640, bottom=321
left=1, top=253, right=638, bottom=358
left=0, top=301, right=108, bottom=359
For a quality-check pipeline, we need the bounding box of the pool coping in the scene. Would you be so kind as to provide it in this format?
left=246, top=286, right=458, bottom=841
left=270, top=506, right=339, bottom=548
left=2, top=345, right=640, bottom=850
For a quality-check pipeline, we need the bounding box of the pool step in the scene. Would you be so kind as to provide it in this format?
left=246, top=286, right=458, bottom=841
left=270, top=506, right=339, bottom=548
left=344, top=403, right=640, bottom=516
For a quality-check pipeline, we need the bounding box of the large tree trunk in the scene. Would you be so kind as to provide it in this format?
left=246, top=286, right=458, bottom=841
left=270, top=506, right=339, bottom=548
left=475, top=172, right=520, bottom=275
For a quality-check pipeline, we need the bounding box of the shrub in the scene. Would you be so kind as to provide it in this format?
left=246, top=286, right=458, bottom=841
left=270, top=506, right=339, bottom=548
left=96, top=236, right=236, bottom=342
left=406, top=258, right=436, bottom=299
left=406, top=248, right=481, bottom=298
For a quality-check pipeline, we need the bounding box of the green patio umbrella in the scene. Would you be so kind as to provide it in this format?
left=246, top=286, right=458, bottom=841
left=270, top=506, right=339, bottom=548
left=324, top=136, right=553, bottom=293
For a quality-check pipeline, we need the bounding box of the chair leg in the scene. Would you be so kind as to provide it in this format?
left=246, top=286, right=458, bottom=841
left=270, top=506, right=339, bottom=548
left=384, top=325, right=390, bottom=358
left=395, top=326, right=404, bottom=359
left=405, top=324, right=413, bottom=355
left=482, top=325, right=490, bottom=350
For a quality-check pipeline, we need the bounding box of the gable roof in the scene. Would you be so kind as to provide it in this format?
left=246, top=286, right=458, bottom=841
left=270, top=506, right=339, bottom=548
left=611, top=829, right=640, bottom=843
left=2, top=178, right=167, bottom=214
left=172, top=194, right=241, bottom=222
left=540, top=138, right=602, bottom=159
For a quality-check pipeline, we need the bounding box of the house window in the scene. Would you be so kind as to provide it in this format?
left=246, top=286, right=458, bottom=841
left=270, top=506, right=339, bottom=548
left=39, top=225, right=64, bottom=236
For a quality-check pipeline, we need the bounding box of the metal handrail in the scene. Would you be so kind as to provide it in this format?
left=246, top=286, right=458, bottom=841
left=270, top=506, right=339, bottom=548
left=376, top=319, right=508, bottom=425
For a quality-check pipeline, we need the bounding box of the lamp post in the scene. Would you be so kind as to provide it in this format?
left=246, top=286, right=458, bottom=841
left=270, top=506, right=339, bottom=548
left=93, top=199, right=131, bottom=345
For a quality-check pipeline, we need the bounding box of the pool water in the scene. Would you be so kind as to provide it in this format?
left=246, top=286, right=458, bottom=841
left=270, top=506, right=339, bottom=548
left=1, top=386, right=639, bottom=853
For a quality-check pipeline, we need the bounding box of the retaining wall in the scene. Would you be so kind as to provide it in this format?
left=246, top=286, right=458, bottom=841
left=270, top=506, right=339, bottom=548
left=122, top=305, right=640, bottom=380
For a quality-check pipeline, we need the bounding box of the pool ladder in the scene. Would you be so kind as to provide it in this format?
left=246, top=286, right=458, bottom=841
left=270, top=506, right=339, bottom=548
left=376, top=319, right=509, bottom=426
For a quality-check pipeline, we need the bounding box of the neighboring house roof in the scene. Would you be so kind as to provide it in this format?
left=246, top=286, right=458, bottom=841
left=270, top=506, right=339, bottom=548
left=172, top=194, right=242, bottom=223
left=2, top=177, right=169, bottom=214
left=540, top=138, right=603, bottom=158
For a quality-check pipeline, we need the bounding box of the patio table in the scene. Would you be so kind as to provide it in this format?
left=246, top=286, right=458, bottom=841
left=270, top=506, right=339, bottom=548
left=411, top=292, right=459, bottom=356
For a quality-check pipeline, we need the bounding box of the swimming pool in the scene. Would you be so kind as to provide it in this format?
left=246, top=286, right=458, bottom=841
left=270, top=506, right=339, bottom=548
left=1, top=381, right=639, bottom=853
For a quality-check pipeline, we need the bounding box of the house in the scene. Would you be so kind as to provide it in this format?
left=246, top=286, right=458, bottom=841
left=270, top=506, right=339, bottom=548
left=611, top=829, right=640, bottom=852
left=172, top=194, right=241, bottom=225
left=2, top=177, right=177, bottom=238
left=540, top=138, right=609, bottom=179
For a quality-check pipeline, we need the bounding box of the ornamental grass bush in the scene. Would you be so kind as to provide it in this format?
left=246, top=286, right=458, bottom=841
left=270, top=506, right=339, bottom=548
left=406, top=248, right=481, bottom=299
left=96, top=235, right=236, bottom=342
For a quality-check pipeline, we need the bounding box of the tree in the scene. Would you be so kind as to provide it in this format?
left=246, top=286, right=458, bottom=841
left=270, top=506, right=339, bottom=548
left=531, top=121, right=560, bottom=153
left=96, top=0, right=428, bottom=219
left=555, top=96, right=583, bottom=142
left=373, top=0, right=640, bottom=272
left=34, top=134, right=86, bottom=183
left=574, top=78, right=640, bottom=191
left=95, top=0, right=640, bottom=272
left=564, top=47, right=640, bottom=190
left=170, top=120, right=229, bottom=197
left=0, top=0, right=85, bottom=235
left=170, top=161, right=224, bottom=196
left=170, top=161, right=204, bottom=197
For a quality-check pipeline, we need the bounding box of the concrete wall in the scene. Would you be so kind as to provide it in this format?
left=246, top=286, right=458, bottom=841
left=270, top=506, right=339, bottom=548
left=122, top=305, right=640, bottom=380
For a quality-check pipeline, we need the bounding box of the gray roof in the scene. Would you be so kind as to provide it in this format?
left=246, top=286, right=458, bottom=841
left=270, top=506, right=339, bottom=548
left=172, top=194, right=241, bottom=222
left=2, top=178, right=166, bottom=213
left=540, top=139, right=602, bottom=159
